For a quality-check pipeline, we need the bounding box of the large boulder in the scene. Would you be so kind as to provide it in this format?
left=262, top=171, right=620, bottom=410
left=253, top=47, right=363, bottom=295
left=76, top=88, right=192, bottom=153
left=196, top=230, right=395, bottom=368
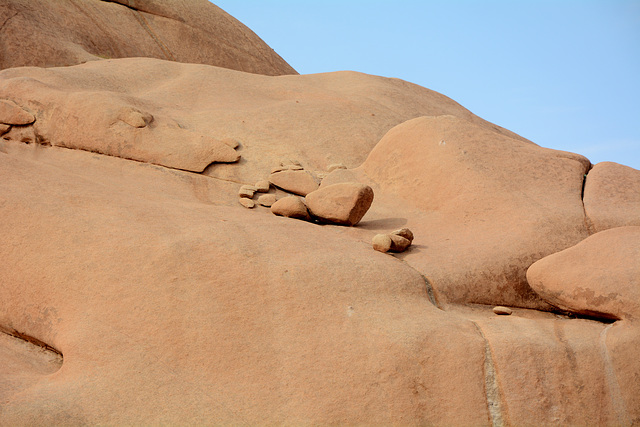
left=305, top=182, right=374, bottom=226
left=359, top=115, right=590, bottom=309
left=583, top=162, right=640, bottom=233
left=527, top=226, right=640, bottom=321
left=0, top=0, right=296, bottom=75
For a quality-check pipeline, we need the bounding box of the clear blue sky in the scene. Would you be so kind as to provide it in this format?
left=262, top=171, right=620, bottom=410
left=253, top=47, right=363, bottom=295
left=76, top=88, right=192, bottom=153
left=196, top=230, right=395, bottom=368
left=213, top=1, right=640, bottom=170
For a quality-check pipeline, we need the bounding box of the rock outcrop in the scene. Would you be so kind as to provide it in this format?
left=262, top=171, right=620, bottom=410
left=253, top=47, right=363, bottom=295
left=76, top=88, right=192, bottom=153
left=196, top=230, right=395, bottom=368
left=0, top=3, right=639, bottom=425
left=0, top=0, right=296, bottom=75
left=583, top=162, right=640, bottom=233
left=360, top=115, right=590, bottom=310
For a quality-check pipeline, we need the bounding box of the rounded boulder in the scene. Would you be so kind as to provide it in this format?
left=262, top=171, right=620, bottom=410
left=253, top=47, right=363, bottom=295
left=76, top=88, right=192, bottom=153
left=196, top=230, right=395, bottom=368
left=305, top=183, right=374, bottom=226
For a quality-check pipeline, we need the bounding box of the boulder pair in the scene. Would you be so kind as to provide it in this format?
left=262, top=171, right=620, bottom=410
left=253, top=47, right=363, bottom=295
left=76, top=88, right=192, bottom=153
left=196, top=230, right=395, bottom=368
left=372, top=228, right=414, bottom=253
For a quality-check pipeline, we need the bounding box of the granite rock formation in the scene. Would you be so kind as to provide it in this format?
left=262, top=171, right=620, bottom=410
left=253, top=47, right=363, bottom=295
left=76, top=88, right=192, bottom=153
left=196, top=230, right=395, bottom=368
left=0, top=2, right=639, bottom=425
left=0, top=0, right=296, bottom=75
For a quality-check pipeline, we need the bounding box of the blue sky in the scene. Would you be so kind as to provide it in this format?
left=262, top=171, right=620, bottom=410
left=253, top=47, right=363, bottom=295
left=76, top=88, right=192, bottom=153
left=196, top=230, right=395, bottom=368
left=213, top=1, right=640, bottom=170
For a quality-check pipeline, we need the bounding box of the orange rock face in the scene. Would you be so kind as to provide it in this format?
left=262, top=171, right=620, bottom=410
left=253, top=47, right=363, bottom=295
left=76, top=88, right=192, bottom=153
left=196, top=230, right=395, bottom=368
left=361, top=115, right=590, bottom=309
left=0, top=2, right=639, bottom=425
left=0, top=0, right=296, bottom=75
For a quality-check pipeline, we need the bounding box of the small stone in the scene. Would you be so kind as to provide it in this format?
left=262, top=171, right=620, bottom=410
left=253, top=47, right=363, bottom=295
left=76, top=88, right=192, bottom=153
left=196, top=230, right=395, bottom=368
left=372, top=234, right=392, bottom=253
left=305, top=182, right=374, bottom=226
left=238, top=185, right=256, bottom=198
left=238, top=198, right=255, bottom=209
left=493, top=306, right=513, bottom=315
left=269, top=169, right=320, bottom=196
left=327, top=163, right=346, bottom=172
left=389, top=234, right=411, bottom=252
left=270, top=196, right=311, bottom=220
left=257, top=193, right=277, bottom=207
left=0, top=124, right=9, bottom=136
left=391, top=228, right=414, bottom=243
left=255, top=180, right=270, bottom=192
left=0, top=99, right=35, bottom=125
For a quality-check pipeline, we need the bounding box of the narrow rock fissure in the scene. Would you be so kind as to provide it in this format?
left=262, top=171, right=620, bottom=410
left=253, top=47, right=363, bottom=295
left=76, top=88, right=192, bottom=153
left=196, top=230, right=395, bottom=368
left=391, top=255, right=442, bottom=309
left=99, top=0, right=177, bottom=22
left=0, top=327, right=63, bottom=358
left=128, top=8, right=176, bottom=61
left=0, top=11, right=19, bottom=33
left=556, top=309, right=618, bottom=324
left=471, top=321, right=507, bottom=427
left=421, top=274, right=441, bottom=310
left=580, top=165, right=596, bottom=235
left=599, top=324, right=630, bottom=426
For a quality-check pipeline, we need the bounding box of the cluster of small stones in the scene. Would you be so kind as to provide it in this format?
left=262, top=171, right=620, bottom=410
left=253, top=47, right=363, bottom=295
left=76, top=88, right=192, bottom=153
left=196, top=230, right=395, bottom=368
left=372, top=228, right=414, bottom=253
left=238, top=159, right=374, bottom=228
left=237, top=179, right=272, bottom=209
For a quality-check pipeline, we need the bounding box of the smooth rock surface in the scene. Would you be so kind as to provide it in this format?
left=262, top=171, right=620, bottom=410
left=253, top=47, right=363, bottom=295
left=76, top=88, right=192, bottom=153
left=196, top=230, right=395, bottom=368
left=360, top=115, right=590, bottom=309
left=0, top=0, right=296, bottom=75
left=0, top=17, right=638, bottom=424
left=583, top=162, right=640, bottom=233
